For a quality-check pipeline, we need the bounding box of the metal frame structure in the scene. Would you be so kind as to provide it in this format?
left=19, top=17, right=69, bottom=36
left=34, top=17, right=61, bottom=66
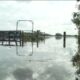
left=16, top=20, right=34, bottom=56
left=16, top=20, right=34, bottom=33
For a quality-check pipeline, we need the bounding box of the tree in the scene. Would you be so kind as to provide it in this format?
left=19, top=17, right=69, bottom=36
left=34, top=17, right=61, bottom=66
left=72, top=12, right=80, bottom=42
left=72, top=1, right=80, bottom=80
left=72, top=12, right=80, bottom=28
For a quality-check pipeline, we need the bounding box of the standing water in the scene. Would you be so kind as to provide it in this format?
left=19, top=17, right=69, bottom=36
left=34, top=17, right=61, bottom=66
left=0, top=36, right=77, bottom=80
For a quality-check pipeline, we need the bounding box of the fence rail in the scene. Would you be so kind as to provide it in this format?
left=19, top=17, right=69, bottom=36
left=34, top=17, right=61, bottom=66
left=0, top=30, right=24, bottom=46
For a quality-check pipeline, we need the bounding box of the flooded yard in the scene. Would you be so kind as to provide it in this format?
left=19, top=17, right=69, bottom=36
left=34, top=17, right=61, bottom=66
left=0, top=37, right=77, bottom=80
left=0, top=0, right=79, bottom=80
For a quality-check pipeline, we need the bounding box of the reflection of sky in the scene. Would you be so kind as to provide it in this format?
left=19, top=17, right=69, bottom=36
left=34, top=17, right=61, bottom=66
left=0, top=37, right=76, bottom=80
left=0, top=1, right=78, bottom=80
left=38, top=62, right=75, bottom=80
left=0, top=1, right=77, bottom=35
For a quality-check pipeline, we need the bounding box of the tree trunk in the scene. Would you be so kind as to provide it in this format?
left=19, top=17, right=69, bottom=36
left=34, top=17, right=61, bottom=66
left=77, top=28, right=80, bottom=54
left=78, top=28, right=80, bottom=44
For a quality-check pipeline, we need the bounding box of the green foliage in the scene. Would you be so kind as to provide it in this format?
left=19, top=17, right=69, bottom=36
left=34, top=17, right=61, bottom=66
left=72, top=53, right=80, bottom=67
left=72, top=18, right=80, bottom=26
left=22, top=31, right=46, bottom=42
left=72, top=12, right=80, bottom=26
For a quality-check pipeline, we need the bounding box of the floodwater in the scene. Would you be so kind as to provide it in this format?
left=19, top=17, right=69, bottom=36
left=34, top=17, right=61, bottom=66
left=0, top=37, right=78, bottom=80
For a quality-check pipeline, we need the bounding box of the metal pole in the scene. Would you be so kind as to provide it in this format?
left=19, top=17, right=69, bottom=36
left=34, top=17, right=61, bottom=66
left=16, top=21, right=18, bottom=46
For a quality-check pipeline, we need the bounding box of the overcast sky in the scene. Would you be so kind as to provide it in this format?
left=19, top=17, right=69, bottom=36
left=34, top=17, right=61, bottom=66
left=0, top=1, right=78, bottom=35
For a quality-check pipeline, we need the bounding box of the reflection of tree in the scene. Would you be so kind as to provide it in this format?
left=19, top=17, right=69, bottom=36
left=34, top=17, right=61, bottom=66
left=55, top=33, right=62, bottom=40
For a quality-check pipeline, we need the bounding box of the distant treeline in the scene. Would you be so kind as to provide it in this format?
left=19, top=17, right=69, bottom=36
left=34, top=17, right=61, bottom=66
left=54, top=33, right=78, bottom=38
left=22, top=30, right=52, bottom=42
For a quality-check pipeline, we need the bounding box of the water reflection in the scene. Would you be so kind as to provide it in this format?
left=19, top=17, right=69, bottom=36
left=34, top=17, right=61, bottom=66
left=13, top=68, right=33, bottom=80
left=0, top=37, right=77, bottom=80
left=55, top=35, right=62, bottom=40
left=15, top=36, right=52, bottom=56
left=38, top=63, right=73, bottom=80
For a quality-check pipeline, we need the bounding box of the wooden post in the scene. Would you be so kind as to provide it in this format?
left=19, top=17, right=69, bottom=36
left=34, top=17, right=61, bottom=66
left=37, top=30, right=39, bottom=48
left=20, top=31, right=22, bottom=46
left=15, top=31, right=18, bottom=46
left=63, top=32, right=66, bottom=48
left=8, top=32, right=10, bottom=46
left=2, top=32, right=4, bottom=45
left=21, top=31, right=24, bottom=47
left=44, top=32, right=45, bottom=43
